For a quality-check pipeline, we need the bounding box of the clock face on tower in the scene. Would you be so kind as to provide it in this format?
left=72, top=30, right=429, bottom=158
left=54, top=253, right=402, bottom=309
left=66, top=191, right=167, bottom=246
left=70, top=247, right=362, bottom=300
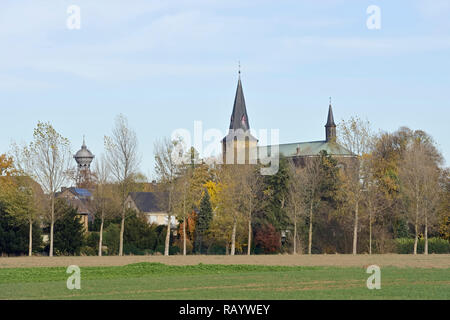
left=241, top=115, right=247, bottom=127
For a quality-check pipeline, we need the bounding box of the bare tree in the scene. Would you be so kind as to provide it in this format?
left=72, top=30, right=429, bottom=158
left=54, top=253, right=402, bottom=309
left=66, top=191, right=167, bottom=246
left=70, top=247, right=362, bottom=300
left=400, top=136, right=442, bottom=254
left=154, top=137, right=182, bottom=256
left=92, top=154, right=112, bottom=256
left=173, top=165, right=193, bottom=256
left=236, top=164, right=261, bottom=255
left=13, top=122, right=72, bottom=257
left=105, top=114, right=140, bottom=256
left=362, top=154, right=391, bottom=254
left=338, top=116, right=373, bottom=255
left=302, top=157, right=322, bottom=255
left=286, top=161, right=306, bottom=254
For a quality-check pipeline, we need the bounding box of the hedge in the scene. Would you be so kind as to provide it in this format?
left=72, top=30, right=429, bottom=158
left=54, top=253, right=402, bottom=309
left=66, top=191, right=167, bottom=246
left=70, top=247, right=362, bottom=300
left=395, top=238, right=450, bottom=254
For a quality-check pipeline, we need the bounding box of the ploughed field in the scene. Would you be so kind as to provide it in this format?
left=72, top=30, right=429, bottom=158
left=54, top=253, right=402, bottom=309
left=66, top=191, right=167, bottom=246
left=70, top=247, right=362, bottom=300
left=0, top=255, right=449, bottom=300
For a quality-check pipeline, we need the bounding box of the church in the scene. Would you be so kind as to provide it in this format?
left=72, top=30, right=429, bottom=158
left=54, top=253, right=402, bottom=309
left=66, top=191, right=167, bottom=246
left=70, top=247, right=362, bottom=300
left=222, top=74, right=354, bottom=166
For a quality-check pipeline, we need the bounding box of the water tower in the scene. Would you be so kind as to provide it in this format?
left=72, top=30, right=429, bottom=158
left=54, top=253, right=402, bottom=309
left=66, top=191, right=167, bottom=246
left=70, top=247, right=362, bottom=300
left=74, top=137, right=95, bottom=187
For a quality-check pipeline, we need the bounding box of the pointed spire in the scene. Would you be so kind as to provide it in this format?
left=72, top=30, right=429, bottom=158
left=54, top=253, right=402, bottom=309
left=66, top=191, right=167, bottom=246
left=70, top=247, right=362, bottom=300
left=326, top=99, right=336, bottom=127
left=228, top=75, right=250, bottom=130
left=325, top=98, right=337, bottom=142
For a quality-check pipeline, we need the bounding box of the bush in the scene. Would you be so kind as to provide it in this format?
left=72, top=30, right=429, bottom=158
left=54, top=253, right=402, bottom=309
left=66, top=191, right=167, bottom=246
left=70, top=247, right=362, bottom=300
left=169, top=245, right=180, bottom=255
left=85, top=232, right=99, bottom=252
left=395, top=238, right=450, bottom=254
left=103, top=224, right=120, bottom=255
left=123, top=243, right=146, bottom=255
left=124, top=214, right=158, bottom=251
left=207, top=243, right=226, bottom=255
left=254, top=224, right=281, bottom=254
left=155, top=244, right=165, bottom=254
left=80, top=246, right=97, bottom=256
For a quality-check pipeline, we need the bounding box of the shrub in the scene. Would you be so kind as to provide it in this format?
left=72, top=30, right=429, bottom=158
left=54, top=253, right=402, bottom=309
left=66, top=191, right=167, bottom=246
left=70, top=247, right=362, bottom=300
left=207, top=243, right=226, bottom=255
left=80, top=246, right=97, bottom=256
left=103, top=224, right=120, bottom=255
left=123, top=243, right=146, bottom=255
left=254, top=224, right=281, bottom=254
left=52, top=200, right=85, bottom=255
left=395, top=238, right=450, bottom=254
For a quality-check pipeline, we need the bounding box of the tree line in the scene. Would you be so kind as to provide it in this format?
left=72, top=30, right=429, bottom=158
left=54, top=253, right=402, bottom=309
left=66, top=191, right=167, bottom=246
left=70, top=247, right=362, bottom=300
left=0, top=115, right=448, bottom=256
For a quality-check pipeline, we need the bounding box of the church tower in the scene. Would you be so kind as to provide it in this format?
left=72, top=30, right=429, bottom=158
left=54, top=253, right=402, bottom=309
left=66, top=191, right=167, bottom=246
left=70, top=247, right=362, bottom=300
left=74, top=137, right=95, bottom=187
left=325, top=101, right=336, bottom=142
left=222, top=72, right=258, bottom=164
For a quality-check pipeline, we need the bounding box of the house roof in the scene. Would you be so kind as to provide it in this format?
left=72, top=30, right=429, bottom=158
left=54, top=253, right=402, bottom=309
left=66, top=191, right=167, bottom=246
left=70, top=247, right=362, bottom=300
left=258, top=140, right=354, bottom=158
left=128, top=192, right=165, bottom=213
left=57, top=187, right=92, bottom=199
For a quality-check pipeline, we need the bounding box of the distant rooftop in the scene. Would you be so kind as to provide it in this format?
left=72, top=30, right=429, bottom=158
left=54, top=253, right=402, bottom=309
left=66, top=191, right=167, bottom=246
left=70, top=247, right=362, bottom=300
left=258, top=140, right=354, bottom=158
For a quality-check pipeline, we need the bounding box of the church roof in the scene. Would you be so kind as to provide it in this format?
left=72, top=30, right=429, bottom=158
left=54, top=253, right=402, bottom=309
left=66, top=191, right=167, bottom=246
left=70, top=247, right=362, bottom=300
left=258, top=140, right=353, bottom=158
left=229, top=77, right=250, bottom=131
left=222, top=76, right=258, bottom=142
left=326, top=104, right=336, bottom=127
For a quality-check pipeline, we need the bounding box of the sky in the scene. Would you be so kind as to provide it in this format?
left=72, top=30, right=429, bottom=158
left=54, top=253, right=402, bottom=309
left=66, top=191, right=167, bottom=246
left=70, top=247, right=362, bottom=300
left=1, top=0, right=449, bottom=179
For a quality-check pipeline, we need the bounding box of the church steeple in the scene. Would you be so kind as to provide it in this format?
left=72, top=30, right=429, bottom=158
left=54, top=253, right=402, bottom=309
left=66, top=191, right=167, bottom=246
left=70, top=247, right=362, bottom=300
left=325, top=99, right=336, bottom=142
left=222, top=71, right=258, bottom=165
left=228, top=75, right=250, bottom=131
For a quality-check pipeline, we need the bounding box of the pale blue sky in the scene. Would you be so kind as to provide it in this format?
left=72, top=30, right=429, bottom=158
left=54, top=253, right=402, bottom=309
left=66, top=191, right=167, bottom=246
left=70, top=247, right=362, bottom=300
left=1, top=0, right=449, bottom=179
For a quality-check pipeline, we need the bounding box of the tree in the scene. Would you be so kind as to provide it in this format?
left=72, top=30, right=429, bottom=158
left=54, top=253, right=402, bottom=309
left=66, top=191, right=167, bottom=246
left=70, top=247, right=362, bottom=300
left=301, top=156, right=323, bottom=254
left=0, top=202, right=42, bottom=256
left=399, top=130, right=443, bottom=254
left=52, top=199, right=85, bottom=255
left=437, top=169, right=449, bottom=241
left=154, top=137, right=181, bottom=256
left=1, top=154, right=45, bottom=256
left=172, top=147, right=210, bottom=255
left=210, top=165, right=245, bottom=255
left=338, top=116, right=373, bottom=254
left=173, top=162, right=195, bottom=256
left=13, top=122, right=72, bottom=257
left=194, top=191, right=213, bottom=253
left=261, top=157, right=290, bottom=233
left=286, top=161, right=306, bottom=254
left=362, top=153, right=391, bottom=254
left=241, top=165, right=262, bottom=255
left=105, top=114, right=140, bottom=256
left=92, top=154, right=116, bottom=256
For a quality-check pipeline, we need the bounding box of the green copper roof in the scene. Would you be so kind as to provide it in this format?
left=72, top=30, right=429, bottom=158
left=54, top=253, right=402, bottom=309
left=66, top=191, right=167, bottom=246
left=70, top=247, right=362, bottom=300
left=258, top=140, right=354, bottom=158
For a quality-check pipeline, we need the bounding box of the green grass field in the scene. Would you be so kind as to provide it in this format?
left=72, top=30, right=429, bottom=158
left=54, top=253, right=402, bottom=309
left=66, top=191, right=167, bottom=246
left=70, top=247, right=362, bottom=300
left=0, top=262, right=449, bottom=300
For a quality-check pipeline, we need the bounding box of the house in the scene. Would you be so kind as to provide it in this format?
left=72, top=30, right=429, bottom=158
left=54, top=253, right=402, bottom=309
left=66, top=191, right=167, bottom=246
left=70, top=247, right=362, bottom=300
left=125, top=192, right=177, bottom=228
left=56, top=187, right=94, bottom=231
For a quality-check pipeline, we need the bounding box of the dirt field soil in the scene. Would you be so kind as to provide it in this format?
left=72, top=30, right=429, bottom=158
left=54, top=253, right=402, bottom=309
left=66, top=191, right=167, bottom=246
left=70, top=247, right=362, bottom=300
left=1, top=254, right=449, bottom=269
